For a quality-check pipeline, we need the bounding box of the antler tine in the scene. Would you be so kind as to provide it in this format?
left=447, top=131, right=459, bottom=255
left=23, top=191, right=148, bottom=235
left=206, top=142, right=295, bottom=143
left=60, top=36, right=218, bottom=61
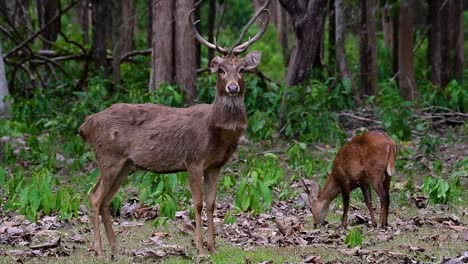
left=229, top=0, right=271, bottom=54
left=188, top=8, right=228, bottom=55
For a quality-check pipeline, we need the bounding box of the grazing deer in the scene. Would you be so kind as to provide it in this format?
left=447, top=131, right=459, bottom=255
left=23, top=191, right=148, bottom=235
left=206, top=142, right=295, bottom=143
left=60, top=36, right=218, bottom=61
left=303, top=130, right=397, bottom=228
left=79, top=1, right=271, bottom=256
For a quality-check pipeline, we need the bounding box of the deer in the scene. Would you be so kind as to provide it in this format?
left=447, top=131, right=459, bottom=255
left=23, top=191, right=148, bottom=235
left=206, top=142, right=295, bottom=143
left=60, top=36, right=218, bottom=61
left=303, top=130, right=397, bottom=229
left=79, top=1, right=271, bottom=256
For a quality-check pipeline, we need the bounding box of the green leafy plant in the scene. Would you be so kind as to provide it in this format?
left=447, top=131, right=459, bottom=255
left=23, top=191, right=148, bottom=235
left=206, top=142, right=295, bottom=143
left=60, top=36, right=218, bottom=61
left=421, top=176, right=462, bottom=204
left=344, top=227, right=363, bottom=248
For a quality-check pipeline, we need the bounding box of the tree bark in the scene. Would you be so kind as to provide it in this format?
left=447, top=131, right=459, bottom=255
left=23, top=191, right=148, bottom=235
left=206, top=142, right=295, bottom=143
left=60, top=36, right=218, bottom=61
left=37, top=0, right=61, bottom=49
left=358, top=0, right=378, bottom=96
left=453, top=0, right=464, bottom=84
left=279, top=0, right=328, bottom=86
left=398, top=0, right=418, bottom=100
left=381, top=1, right=393, bottom=50
left=276, top=2, right=290, bottom=66
left=147, top=0, right=153, bottom=48
left=328, top=0, right=335, bottom=68
left=335, top=0, right=356, bottom=92
left=149, top=0, right=174, bottom=90
left=428, top=0, right=441, bottom=87
left=80, top=0, right=90, bottom=44
left=0, top=43, right=11, bottom=118
left=207, top=0, right=216, bottom=67
left=175, top=0, right=197, bottom=104
left=91, top=0, right=109, bottom=72
left=121, top=0, right=136, bottom=54
left=111, top=0, right=123, bottom=87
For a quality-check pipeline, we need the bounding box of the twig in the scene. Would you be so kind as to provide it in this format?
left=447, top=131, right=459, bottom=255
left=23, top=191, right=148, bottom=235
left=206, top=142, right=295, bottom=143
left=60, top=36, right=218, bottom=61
left=120, top=49, right=152, bottom=62
left=337, top=112, right=382, bottom=124
left=413, top=25, right=430, bottom=53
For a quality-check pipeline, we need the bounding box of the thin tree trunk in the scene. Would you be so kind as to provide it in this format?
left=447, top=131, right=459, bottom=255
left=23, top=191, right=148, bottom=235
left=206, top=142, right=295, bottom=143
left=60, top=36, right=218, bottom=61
left=121, top=0, right=136, bottom=54
left=37, top=0, right=61, bottom=49
left=358, top=0, right=378, bottom=96
left=111, top=0, right=123, bottom=87
left=147, top=0, right=153, bottom=48
left=328, top=0, right=335, bottom=68
left=80, top=0, right=89, bottom=44
left=276, top=2, right=290, bottom=66
left=428, top=0, right=441, bottom=87
left=398, top=0, right=418, bottom=100
left=149, top=0, right=174, bottom=91
left=92, top=0, right=110, bottom=72
left=453, top=0, right=464, bottom=83
left=175, top=0, right=197, bottom=104
left=207, top=0, right=216, bottom=67
left=335, top=0, right=356, bottom=93
left=392, top=4, right=399, bottom=76
left=381, top=1, right=393, bottom=50
left=0, top=43, right=11, bottom=118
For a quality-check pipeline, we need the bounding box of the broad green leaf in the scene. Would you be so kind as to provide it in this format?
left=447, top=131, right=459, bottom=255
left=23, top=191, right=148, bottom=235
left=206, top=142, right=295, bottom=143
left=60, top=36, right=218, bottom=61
left=344, top=228, right=363, bottom=248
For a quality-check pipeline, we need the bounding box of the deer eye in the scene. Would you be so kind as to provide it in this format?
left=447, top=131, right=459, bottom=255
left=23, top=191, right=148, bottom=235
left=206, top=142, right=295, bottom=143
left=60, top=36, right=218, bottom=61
left=239, top=67, right=245, bottom=74
left=218, top=69, right=225, bottom=74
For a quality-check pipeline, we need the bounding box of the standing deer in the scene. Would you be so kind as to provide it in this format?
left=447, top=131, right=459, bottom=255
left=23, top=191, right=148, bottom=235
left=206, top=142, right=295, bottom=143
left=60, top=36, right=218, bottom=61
left=303, top=130, right=397, bottom=228
left=79, top=1, right=271, bottom=256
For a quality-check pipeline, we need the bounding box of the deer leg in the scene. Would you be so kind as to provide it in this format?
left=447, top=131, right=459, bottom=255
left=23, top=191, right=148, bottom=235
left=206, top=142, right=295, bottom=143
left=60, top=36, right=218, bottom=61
left=370, top=172, right=390, bottom=228
left=89, top=159, right=126, bottom=256
left=188, top=165, right=206, bottom=255
left=100, top=164, right=130, bottom=257
left=361, top=185, right=377, bottom=227
left=381, top=174, right=392, bottom=227
left=204, top=168, right=220, bottom=253
left=341, top=188, right=350, bottom=229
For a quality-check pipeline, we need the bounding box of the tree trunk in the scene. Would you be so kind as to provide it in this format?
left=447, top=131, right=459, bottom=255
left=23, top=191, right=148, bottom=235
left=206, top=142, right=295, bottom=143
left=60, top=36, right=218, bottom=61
left=207, top=0, right=216, bottom=67
left=37, top=0, right=61, bottom=49
left=398, top=0, right=418, bottom=100
left=111, top=0, right=123, bottom=87
left=92, top=0, right=109, bottom=72
left=80, top=0, right=90, bottom=44
left=453, top=0, right=464, bottom=84
left=147, top=0, right=153, bottom=48
left=175, top=0, right=197, bottom=104
left=276, top=2, right=290, bottom=66
left=149, top=0, right=174, bottom=90
left=335, top=0, right=356, bottom=93
left=392, top=4, right=399, bottom=76
left=279, top=0, right=328, bottom=86
left=381, top=1, right=393, bottom=50
left=428, top=0, right=441, bottom=87
left=328, top=0, right=335, bottom=67
left=0, top=43, right=11, bottom=118
left=358, top=0, right=378, bottom=96
left=121, top=0, right=136, bottom=54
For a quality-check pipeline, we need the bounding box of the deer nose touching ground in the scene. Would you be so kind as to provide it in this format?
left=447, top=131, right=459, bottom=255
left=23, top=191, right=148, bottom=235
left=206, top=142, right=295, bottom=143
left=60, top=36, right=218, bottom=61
left=79, top=0, right=271, bottom=257
left=303, top=130, right=397, bottom=229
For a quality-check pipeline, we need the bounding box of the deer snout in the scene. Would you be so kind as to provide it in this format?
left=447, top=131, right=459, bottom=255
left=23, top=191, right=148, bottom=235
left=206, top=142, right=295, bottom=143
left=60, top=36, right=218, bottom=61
left=226, top=82, right=240, bottom=95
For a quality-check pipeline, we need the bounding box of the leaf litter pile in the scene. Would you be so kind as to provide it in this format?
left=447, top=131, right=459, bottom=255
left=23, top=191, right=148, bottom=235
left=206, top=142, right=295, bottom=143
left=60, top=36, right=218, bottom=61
left=1, top=181, right=467, bottom=263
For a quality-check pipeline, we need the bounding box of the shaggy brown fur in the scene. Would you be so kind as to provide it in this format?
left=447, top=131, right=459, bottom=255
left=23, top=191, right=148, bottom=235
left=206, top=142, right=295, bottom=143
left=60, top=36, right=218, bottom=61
left=80, top=51, right=261, bottom=256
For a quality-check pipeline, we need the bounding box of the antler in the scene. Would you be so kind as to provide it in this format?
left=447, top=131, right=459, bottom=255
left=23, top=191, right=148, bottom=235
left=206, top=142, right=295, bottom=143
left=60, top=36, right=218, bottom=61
left=230, top=0, right=271, bottom=55
left=188, top=8, right=228, bottom=55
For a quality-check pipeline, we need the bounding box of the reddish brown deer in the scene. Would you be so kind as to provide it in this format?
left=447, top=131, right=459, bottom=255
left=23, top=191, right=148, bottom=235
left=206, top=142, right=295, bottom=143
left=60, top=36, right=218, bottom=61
left=303, top=130, right=397, bottom=228
left=79, top=2, right=270, bottom=256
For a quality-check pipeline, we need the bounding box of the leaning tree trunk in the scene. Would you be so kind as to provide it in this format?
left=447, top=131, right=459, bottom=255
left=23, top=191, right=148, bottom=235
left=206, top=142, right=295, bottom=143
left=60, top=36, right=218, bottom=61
left=398, top=0, right=418, bottom=100
left=381, top=1, right=393, bottom=51
left=0, top=43, right=11, bottom=118
left=175, top=0, right=197, bottom=104
left=358, top=0, right=378, bottom=96
left=335, top=0, right=356, bottom=93
left=37, top=0, right=61, bottom=49
left=149, top=0, right=174, bottom=90
left=279, top=0, right=328, bottom=86
left=92, top=0, right=110, bottom=72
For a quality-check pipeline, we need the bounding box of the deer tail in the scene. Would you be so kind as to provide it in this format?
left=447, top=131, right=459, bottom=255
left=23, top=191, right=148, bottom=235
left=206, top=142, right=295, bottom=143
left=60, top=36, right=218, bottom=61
left=386, top=144, right=397, bottom=176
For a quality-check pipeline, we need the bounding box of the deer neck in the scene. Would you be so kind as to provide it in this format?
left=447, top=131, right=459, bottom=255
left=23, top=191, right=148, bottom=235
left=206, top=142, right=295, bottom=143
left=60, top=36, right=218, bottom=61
left=318, top=175, right=341, bottom=204
left=210, top=94, right=247, bottom=131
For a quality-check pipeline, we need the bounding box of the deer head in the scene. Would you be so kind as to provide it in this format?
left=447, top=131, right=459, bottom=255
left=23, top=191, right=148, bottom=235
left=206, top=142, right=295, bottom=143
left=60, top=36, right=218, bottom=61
left=189, top=0, right=270, bottom=97
left=301, top=178, right=329, bottom=225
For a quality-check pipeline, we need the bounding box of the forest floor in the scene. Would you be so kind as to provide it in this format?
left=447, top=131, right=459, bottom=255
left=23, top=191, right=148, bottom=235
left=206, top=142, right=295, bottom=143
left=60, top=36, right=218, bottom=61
left=0, top=125, right=467, bottom=263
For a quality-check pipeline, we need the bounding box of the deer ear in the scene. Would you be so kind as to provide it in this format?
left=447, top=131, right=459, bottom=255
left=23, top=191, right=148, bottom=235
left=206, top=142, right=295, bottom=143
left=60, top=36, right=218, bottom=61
left=243, top=51, right=261, bottom=70
left=210, top=56, right=223, bottom=73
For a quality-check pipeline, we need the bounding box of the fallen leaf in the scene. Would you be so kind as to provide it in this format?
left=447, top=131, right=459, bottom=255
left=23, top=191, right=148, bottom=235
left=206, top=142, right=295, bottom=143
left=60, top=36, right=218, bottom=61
left=302, top=254, right=323, bottom=263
